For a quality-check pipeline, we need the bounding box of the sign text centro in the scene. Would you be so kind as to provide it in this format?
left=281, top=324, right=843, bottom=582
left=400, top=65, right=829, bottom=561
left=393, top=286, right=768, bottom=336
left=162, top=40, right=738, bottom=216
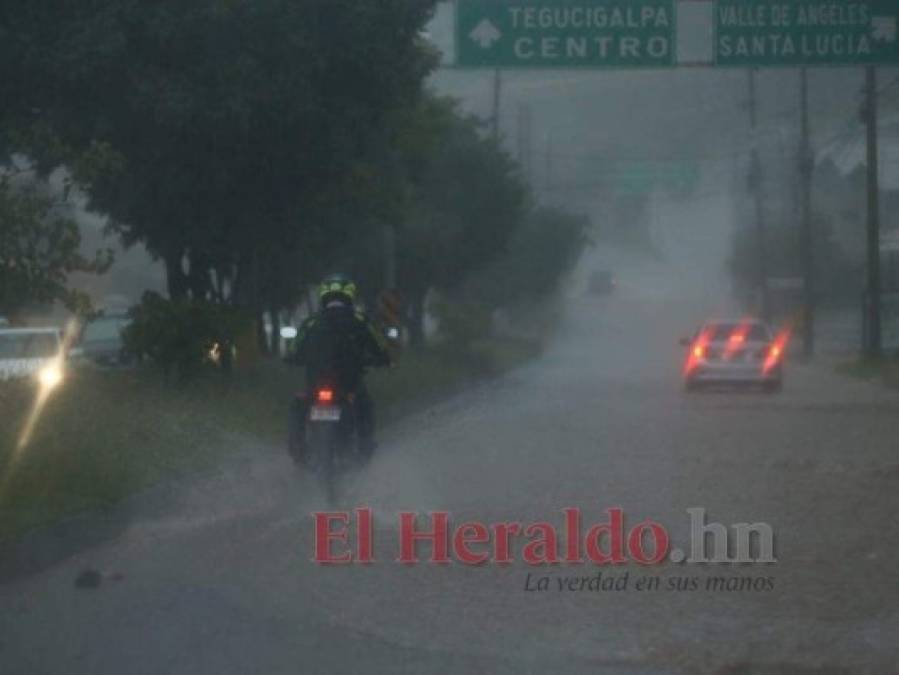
left=456, top=0, right=676, bottom=68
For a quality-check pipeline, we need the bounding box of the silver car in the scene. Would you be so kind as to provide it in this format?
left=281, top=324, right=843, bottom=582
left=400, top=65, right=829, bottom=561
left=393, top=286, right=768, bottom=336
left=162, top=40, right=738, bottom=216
left=682, top=319, right=785, bottom=393
left=0, top=327, right=65, bottom=388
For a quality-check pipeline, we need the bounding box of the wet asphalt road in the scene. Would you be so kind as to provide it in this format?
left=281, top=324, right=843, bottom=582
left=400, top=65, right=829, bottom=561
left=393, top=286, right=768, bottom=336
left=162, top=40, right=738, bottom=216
left=1, top=285, right=898, bottom=675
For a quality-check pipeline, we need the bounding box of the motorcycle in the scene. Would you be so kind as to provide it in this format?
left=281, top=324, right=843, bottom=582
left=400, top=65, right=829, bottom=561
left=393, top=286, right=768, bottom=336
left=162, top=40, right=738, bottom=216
left=289, top=381, right=362, bottom=502
left=284, top=323, right=401, bottom=502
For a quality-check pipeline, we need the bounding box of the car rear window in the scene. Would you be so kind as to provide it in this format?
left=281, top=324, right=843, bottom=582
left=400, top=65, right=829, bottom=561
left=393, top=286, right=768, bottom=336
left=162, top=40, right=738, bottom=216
left=704, top=323, right=770, bottom=342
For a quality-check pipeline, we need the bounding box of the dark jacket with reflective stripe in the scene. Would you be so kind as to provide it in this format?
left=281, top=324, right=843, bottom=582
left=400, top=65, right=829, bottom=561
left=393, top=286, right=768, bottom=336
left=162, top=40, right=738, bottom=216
left=288, top=304, right=390, bottom=391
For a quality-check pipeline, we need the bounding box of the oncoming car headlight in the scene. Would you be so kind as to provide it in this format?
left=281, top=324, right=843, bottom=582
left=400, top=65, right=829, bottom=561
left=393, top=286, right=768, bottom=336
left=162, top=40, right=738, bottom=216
left=38, top=363, right=64, bottom=390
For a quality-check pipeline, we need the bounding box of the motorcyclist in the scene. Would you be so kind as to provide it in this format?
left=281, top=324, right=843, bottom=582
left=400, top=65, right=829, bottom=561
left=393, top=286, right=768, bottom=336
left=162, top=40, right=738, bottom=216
left=286, top=274, right=391, bottom=461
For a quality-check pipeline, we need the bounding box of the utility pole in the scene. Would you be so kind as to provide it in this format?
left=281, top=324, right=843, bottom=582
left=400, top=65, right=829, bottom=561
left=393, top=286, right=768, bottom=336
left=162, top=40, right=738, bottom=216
left=748, top=68, right=770, bottom=321
left=864, top=65, right=882, bottom=359
left=517, top=104, right=525, bottom=171
left=491, top=68, right=502, bottom=141
left=545, top=133, right=553, bottom=199
left=524, top=105, right=532, bottom=182
left=798, top=67, right=815, bottom=359
left=516, top=103, right=533, bottom=182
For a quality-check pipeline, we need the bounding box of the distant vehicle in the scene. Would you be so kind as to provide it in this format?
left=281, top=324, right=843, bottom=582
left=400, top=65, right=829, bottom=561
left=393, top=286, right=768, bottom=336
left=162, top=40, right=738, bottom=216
left=681, top=319, right=786, bottom=393
left=77, top=313, right=132, bottom=366
left=0, top=327, right=66, bottom=389
left=588, top=270, right=616, bottom=295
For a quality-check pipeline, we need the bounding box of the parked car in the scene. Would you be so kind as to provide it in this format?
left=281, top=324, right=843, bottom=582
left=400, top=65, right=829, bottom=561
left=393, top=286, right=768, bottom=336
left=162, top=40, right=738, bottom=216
left=0, top=327, right=66, bottom=388
left=77, top=313, right=133, bottom=366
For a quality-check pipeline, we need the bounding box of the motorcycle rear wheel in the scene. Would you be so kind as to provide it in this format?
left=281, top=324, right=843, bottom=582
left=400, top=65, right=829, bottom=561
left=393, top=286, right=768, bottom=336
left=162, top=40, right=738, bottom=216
left=307, top=423, right=338, bottom=504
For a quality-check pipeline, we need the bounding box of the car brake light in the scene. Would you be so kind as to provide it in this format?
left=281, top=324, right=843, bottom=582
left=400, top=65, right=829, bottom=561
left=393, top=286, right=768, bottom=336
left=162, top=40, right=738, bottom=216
left=684, top=326, right=714, bottom=376
left=762, top=329, right=791, bottom=374
left=317, top=389, right=334, bottom=403
left=724, top=322, right=751, bottom=358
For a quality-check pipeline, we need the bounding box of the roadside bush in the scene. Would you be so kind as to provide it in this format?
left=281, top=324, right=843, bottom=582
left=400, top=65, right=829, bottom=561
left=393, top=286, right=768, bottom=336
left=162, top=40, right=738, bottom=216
left=123, top=292, right=253, bottom=381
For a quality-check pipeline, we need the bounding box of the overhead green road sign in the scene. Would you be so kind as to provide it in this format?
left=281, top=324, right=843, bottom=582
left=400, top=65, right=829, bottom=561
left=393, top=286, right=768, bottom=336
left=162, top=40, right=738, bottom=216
left=716, top=0, right=899, bottom=66
left=456, top=0, right=677, bottom=68
left=608, top=160, right=700, bottom=194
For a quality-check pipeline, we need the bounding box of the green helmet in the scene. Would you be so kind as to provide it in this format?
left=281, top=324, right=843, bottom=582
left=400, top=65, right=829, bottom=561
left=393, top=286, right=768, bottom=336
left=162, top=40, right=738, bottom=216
left=318, top=273, right=357, bottom=306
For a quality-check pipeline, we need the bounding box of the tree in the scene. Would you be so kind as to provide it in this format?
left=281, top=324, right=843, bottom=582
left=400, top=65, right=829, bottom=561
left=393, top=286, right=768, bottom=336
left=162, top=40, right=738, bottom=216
left=0, top=175, right=111, bottom=320
left=1, top=0, right=439, bottom=336
left=396, top=98, right=529, bottom=344
left=474, top=206, right=590, bottom=308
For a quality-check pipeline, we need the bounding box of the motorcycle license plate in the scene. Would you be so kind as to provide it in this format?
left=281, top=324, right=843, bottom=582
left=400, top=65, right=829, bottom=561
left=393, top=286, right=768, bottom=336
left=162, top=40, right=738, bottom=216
left=310, top=406, right=341, bottom=422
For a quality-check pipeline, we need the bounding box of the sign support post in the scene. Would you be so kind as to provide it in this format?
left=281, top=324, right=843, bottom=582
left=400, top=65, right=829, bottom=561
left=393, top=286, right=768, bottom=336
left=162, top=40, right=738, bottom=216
left=747, top=68, right=770, bottom=322
left=799, top=67, right=815, bottom=359
left=864, top=64, right=882, bottom=359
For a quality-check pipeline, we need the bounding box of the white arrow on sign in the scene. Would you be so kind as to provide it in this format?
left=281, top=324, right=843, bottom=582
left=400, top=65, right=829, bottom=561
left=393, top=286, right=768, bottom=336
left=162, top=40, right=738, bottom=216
left=469, top=19, right=502, bottom=49
left=871, top=16, right=897, bottom=43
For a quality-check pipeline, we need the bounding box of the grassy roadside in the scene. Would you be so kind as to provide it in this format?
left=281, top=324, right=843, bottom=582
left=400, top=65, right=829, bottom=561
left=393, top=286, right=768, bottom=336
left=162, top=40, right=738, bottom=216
left=834, top=357, right=899, bottom=389
left=0, top=337, right=541, bottom=545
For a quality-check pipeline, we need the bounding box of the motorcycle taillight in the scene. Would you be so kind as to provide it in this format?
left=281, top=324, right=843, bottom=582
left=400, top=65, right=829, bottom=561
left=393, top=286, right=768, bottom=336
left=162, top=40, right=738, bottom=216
left=317, top=388, right=334, bottom=403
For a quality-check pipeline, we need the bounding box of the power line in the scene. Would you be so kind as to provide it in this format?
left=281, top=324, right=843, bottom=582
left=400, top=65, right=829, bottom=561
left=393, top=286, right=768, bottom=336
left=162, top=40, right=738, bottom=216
left=542, top=152, right=741, bottom=163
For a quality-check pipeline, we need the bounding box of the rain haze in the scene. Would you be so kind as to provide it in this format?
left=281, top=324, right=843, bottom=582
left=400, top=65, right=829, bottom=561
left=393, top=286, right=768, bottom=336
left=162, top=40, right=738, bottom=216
left=1, top=2, right=898, bottom=674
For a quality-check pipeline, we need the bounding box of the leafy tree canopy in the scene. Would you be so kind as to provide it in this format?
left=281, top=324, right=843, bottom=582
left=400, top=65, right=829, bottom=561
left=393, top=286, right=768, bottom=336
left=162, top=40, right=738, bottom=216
left=0, top=175, right=112, bottom=319
left=1, top=0, right=438, bottom=311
